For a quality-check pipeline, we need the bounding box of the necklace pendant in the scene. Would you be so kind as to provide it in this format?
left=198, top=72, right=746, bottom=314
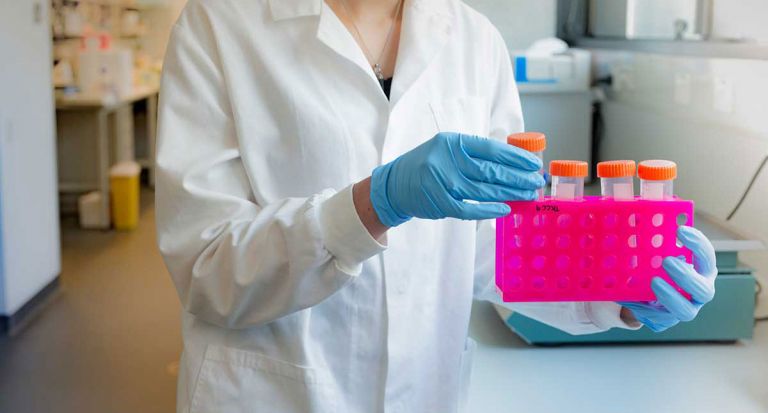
left=374, top=63, right=384, bottom=80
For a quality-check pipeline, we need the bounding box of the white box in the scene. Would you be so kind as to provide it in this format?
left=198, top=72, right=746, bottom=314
left=513, top=49, right=591, bottom=94
left=78, top=191, right=105, bottom=229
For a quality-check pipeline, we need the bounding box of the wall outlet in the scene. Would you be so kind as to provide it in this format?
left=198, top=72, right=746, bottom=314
left=713, top=76, right=734, bottom=113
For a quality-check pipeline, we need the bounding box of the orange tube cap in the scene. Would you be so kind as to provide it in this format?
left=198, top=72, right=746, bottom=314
left=638, top=160, right=677, bottom=181
left=597, top=160, right=636, bottom=178
left=550, top=160, right=588, bottom=177
left=507, top=132, right=546, bottom=152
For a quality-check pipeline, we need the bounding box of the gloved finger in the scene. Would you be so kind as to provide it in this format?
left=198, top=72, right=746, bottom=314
left=617, top=302, right=652, bottom=314
left=641, top=315, right=679, bottom=332
left=619, top=300, right=671, bottom=317
left=677, top=226, right=717, bottom=277
left=619, top=301, right=661, bottom=311
left=662, top=256, right=715, bottom=304
left=449, top=200, right=512, bottom=221
left=457, top=156, right=545, bottom=189
left=454, top=181, right=538, bottom=202
left=457, top=134, right=541, bottom=171
left=618, top=302, right=676, bottom=332
left=644, top=320, right=677, bottom=333
left=651, top=277, right=699, bottom=322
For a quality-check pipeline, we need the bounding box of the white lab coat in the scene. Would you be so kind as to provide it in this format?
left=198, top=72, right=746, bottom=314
left=155, top=0, right=637, bottom=412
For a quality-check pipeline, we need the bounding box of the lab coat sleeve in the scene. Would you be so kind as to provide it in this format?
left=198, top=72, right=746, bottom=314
left=473, top=27, right=641, bottom=335
left=155, top=15, right=384, bottom=329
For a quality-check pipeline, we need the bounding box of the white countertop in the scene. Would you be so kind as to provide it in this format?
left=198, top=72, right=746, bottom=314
left=467, top=300, right=768, bottom=413
left=55, top=84, right=159, bottom=110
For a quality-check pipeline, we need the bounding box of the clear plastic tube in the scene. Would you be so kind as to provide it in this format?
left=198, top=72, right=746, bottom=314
left=640, top=179, right=674, bottom=200
left=533, top=151, right=544, bottom=200
left=638, top=160, right=677, bottom=200
left=508, top=132, right=547, bottom=201
left=550, top=160, right=588, bottom=201
left=601, top=176, right=635, bottom=200
left=551, top=176, right=585, bottom=200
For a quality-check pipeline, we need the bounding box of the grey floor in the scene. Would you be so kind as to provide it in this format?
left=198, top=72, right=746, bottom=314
left=0, top=189, right=180, bottom=413
left=1, top=188, right=767, bottom=413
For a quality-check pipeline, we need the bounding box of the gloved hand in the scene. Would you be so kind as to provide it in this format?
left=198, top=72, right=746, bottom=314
left=370, top=132, right=545, bottom=227
left=620, top=226, right=717, bottom=332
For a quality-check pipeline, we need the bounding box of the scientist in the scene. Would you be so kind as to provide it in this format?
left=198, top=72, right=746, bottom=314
left=155, top=0, right=717, bottom=411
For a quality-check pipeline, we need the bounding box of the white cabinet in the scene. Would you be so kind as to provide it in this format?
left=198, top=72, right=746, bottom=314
left=589, top=0, right=708, bottom=40
left=0, top=0, right=61, bottom=327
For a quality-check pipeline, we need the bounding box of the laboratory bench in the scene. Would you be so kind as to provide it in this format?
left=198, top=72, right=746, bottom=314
left=467, top=203, right=768, bottom=412
left=55, top=84, right=158, bottom=228
left=467, top=300, right=768, bottom=413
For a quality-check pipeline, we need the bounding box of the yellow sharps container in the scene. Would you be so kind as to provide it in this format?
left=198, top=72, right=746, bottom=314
left=109, top=161, right=141, bottom=230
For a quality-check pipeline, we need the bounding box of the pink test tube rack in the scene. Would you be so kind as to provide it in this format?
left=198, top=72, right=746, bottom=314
left=495, top=196, right=694, bottom=302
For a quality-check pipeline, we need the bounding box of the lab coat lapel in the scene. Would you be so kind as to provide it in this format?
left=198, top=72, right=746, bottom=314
left=390, top=0, right=453, bottom=105
left=316, top=1, right=380, bottom=85
left=271, top=0, right=380, bottom=85
left=268, top=0, right=322, bottom=20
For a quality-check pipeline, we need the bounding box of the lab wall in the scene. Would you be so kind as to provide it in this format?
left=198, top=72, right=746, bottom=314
left=711, top=0, right=768, bottom=41
left=556, top=0, right=768, bottom=42
left=0, top=1, right=61, bottom=315
left=464, top=0, right=557, bottom=50
left=593, top=50, right=768, bottom=243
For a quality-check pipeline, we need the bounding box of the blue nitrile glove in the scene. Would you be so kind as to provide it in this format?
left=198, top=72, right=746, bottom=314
left=620, top=226, right=717, bottom=332
left=370, top=132, right=545, bottom=227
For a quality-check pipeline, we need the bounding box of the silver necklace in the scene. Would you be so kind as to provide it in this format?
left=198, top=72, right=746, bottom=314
left=338, top=0, right=403, bottom=84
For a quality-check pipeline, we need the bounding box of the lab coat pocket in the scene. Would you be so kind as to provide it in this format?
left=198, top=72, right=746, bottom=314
left=457, top=337, right=477, bottom=413
left=430, top=96, right=490, bottom=137
left=189, top=345, right=337, bottom=413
